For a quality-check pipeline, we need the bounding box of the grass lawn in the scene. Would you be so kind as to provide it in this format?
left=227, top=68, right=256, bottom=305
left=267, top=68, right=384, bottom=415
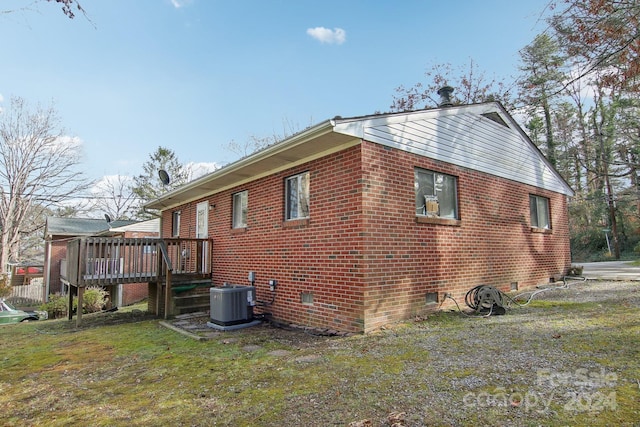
left=1, top=281, right=639, bottom=426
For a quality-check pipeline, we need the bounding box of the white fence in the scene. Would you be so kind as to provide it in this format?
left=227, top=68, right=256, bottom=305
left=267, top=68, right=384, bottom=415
left=8, top=277, right=45, bottom=307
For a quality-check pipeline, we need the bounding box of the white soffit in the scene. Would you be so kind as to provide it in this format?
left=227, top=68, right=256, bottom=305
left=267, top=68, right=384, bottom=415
left=145, top=121, right=357, bottom=210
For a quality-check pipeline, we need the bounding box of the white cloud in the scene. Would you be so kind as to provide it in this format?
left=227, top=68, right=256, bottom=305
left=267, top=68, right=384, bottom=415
left=90, top=174, right=134, bottom=194
left=187, top=161, right=220, bottom=180
left=170, top=0, right=192, bottom=8
left=306, top=27, right=346, bottom=45
left=53, top=135, right=83, bottom=152
left=565, top=64, right=598, bottom=102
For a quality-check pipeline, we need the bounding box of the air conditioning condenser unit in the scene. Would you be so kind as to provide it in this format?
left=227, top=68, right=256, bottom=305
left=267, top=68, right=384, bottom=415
left=207, top=284, right=260, bottom=331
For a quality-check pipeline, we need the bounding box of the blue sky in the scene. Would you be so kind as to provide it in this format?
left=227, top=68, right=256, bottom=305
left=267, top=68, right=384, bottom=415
left=1, top=0, right=550, bottom=185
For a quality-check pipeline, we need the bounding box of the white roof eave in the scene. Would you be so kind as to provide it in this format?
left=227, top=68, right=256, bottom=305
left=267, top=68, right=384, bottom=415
left=145, top=120, right=359, bottom=211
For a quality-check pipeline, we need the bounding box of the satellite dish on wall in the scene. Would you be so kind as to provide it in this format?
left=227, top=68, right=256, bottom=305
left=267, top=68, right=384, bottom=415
left=158, top=169, right=170, bottom=186
left=104, top=213, right=112, bottom=223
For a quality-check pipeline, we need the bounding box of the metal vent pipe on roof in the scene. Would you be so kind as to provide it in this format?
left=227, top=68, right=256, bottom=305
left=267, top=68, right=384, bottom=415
left=437, top=86, right=454, bottom=107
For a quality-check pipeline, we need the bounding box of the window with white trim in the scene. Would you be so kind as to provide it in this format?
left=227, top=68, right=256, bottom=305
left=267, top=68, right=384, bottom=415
left=232, top=190, right=248, bottom=228
left=530, top=195, right=550, bottom=229
left=415, top=168, right=458, bottom=219
left=143, top=245, right=157, bottom=254
left=285, top=172, right=310, bottom=220
left=172, top=210, right=181, bottom=237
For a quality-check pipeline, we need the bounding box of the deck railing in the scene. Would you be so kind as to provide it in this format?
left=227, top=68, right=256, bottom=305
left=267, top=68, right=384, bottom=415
left=63, top=237, right=212, bottom=287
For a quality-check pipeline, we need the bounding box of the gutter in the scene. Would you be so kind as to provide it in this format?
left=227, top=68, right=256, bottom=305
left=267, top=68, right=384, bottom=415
left=145, top=119, right=335, bottom=211
left=44, top=238, right=51, bottom=302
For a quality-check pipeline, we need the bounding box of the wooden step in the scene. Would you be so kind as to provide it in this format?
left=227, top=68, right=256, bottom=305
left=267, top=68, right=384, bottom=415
left=172, top=294, right=210, bottom=315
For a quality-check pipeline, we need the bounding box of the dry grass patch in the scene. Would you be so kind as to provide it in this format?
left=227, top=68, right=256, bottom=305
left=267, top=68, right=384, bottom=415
left=1, top=282, right=639, bottom=426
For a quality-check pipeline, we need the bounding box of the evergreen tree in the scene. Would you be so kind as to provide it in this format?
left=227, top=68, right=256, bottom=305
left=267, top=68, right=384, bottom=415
left=130, top=147, right=191, bottom=219
left=518, top=34, right=567, bottom=167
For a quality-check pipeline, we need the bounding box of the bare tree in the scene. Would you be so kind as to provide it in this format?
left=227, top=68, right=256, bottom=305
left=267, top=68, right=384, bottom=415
left=2, top=0, right=86, bottom=19
left=45, top=0, right=86, bottom=19
left=91, top=175, right=138, bottom=221
left=225, top=118, right=312, bottom=158
left=226, top=135, right=276, bottom=158
left=0, top=96, right=90, bottom=273
left=390, top=60, right=515, bottom=112
left=549, top=0, right=640, bottom=92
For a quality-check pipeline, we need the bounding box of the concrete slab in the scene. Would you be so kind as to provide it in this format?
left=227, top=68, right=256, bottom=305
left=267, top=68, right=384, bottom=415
left=575, top=261, right=640, bottom=281
left=206, top=319, right=262, bottom=331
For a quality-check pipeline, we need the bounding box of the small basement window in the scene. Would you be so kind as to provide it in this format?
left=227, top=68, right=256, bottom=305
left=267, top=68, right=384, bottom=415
left=300, top=292, right=314, bottom=305
left=425, top=292, right=438, bottom=304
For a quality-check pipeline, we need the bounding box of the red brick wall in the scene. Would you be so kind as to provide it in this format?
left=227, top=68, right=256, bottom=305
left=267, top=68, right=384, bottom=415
left=162, top=140, right=571, bottom=332
left=163, top=146, right=367, bottom=331
left=121, top=283, right=148, bottom=306
left=360, top=141, right=571, bottom=330
left=117, top=230, right=158, bottom=306
left=45, top=239, right=69, bottom=295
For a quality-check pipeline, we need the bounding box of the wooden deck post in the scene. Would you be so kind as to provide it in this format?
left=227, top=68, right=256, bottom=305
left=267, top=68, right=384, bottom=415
left=76, top=286, right=84, bottom=327
left=67, top=288, right=74, bottom=321
left=163, top=270, right=172, bottom=319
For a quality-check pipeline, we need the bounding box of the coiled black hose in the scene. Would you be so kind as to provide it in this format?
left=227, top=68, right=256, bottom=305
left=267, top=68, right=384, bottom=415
left=442, top=277, right=588, bottom=317
left=465, top=285, right=505, bottom=314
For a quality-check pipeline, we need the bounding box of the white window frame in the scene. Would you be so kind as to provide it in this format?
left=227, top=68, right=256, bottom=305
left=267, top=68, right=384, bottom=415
left=530, top=195, right=551, bottom=229
left=143, top=245, right=157, bottom=254
left=172, top=210, right=181, bottom=237
left=415, top=168, right=458, bottom=219
left=196, top=201, right=209, bottom=238
left=232, top=191, right=248, bottom=229
left=285, top=172, right=310, bottom=220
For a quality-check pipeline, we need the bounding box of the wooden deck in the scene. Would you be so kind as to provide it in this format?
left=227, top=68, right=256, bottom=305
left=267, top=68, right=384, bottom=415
left=62, top=236, right=213, bottom=325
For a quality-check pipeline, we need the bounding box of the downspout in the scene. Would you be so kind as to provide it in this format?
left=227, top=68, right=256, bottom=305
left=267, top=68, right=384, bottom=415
left=44, top=237, right=52, bottom=303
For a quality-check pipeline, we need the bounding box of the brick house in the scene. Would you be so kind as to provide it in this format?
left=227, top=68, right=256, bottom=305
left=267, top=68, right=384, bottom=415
left=43, top=217, right=159, bottom=306
left=146, top=101, right=574, bottom=333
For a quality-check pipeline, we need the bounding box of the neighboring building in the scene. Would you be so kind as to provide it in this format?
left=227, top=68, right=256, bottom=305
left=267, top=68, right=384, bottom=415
left=146, top=101, right=574, bottom=333
left=43, top=217, right=160, bottom=306
left=7, top=263, right=45, bottom=308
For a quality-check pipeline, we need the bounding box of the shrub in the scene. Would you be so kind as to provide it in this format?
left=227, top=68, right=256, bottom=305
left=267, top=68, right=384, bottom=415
left=0, top=274, right=11, bottom=299
left=41, top=287, right=110, bottom=317
left=74, top=286, right=109, bottom=314
left=41, top=293, right=68, bottom=319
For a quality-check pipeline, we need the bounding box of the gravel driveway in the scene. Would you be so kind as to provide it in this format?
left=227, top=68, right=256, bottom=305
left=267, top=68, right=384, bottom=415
left=285, top=279, right=640, bottom=426
left=161, top=278, right=639, bottom=426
